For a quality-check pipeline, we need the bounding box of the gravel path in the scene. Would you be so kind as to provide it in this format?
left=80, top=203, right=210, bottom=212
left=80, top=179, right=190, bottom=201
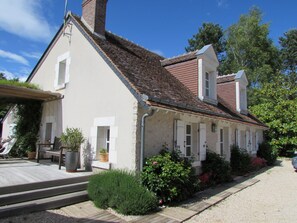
left=186, top=158, right=297, bottom=223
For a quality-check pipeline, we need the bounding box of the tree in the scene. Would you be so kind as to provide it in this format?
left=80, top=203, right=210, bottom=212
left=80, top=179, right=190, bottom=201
left=250, top=75, right=297, bottom=156
left=0, top=73, right=8, bottom=123
left=279, top=29, right=297, bottom=86
left=185, top=23, right=226, bottom=61
left=221, top=7, right=280, bottom=90
left=0, top=72, right=6, bottom=80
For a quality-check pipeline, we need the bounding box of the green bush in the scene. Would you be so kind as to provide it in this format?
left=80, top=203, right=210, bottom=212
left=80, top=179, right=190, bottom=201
left=230, top=145, right=252, bottom=175
left=257, top=142, right=277, bottom=165
left=201, top=150, right=232, bottom=184
left=88, top=170, right=157, bottom=215
left=14, top=101, right=42, bottom=157
left=141, top=150, right=199, bottom=204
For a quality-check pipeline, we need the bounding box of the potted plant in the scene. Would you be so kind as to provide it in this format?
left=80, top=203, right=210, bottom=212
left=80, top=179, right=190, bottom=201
left=60, top=127, right=85, bottom=172
left=27, top=147, right=36, bottom=160
left=99, top=148, right=109, bottom=162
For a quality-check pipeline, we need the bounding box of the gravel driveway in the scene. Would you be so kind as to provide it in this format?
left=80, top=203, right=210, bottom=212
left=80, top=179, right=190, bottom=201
left=186, top=158, right=297, bottom=223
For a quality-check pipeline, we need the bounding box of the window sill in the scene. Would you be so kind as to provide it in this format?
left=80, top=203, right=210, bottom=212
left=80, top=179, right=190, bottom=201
left=54, top=83, right=66, bottom=91
left=199, top=96, right=218, bottom=106
left=92, top=160, right=110, bottom=170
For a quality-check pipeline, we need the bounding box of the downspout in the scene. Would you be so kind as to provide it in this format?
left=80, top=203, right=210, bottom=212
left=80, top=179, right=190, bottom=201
left=140, top=109, right=155, bottom=171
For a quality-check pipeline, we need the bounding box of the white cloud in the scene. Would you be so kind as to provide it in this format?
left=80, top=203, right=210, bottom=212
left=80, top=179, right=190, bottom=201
left=217, top=0, right=228, bottom=8
left=0, top=0, right=55, bottom=42
left=151, top=49, right=165, bottom=57
left=0, top=49, right=29, bottom=66
left=22, top=51, right=42, bottom=60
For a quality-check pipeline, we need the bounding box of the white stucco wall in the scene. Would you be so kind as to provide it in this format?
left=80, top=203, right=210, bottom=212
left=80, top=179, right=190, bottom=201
left=138, top=107, right=266, bottom=170
left=29, top=22, right=138, bottom=170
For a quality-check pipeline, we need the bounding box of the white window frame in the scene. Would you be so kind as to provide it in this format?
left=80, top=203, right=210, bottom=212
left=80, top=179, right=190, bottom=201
left=185, top=123, right=192, bottom=157
left=198, top=59, right=218, bottom=105
left=205, top=72, right=210, bottom=97
left=54, top=52, right=71, bottom=90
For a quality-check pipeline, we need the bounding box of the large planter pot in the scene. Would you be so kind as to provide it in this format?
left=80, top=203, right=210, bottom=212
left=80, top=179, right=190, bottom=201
left=27, top=151, right=36, bottom=160
left=99, top=153, right=109, bottom=162
left=65, top=151, right=79, bottom=172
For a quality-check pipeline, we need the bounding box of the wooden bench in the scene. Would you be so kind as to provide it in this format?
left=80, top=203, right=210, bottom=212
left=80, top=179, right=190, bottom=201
left=37, top=137, right=66, bottom=170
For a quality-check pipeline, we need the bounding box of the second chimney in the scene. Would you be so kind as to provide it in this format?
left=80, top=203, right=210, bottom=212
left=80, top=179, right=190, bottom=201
left=82, top=0, right=108, bottom=37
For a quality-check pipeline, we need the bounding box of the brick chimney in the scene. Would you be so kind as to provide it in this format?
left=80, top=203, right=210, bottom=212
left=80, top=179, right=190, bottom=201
left=82, top=0, right=108, bottom=37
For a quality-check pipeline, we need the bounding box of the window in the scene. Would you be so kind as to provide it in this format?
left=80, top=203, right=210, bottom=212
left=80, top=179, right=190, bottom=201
left=185, top=124, right=192, bottom=157
left=96, top=126, right=110, bottom=159
left=58, top=60, right=66, bottom=86
left=220, top=129, right=224, bottom=156
left=106, top=128, right=110, bottom=152
left=45, top=123, right=52, bottom=143
left=205, top=72, right=210, bottom=97
left=55, top=52, right=71, bottom=90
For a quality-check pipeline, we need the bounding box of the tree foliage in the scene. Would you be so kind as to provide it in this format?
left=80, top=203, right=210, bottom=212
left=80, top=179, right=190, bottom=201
left=279, top=29, right=297, bottom=86
left=250, top=76, right=297, bottom=155
left=221, top=7, right=280, bottom=88
left=185, top=22, right=226, bottom=60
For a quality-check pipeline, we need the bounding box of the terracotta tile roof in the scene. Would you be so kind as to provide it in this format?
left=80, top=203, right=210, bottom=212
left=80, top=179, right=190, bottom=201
left=71, top=15, right=266, bottom=128
left=217, top=74, right=236, bottom=84
left=160, top=51, right=198, bottom=66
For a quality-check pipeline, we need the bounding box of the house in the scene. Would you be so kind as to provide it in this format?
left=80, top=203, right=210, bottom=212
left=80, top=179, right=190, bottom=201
left=1, top=0, right=267, bottom=172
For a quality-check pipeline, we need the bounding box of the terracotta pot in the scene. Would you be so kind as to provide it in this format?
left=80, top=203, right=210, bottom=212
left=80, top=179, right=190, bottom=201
left=99, top=153, right=109, bottom=162
left=28, top=151, right=36, bottom=160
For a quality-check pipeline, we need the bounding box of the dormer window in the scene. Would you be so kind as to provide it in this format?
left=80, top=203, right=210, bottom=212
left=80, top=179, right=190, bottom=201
left=197, top=45, right=219, bottom=105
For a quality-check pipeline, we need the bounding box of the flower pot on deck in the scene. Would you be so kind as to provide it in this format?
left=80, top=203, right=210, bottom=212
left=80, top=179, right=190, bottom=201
left=27, top=151, right=36, bottom=160
left=65, top=151, right=79, bottom=172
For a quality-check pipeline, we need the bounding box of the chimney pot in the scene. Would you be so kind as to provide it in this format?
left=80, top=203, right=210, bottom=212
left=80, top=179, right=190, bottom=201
left=82, top=0, right=108, bottom=37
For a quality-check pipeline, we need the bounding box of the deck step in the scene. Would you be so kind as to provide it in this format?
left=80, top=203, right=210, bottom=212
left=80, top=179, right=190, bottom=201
left=0, top=191, right=89, bottom=219
left=0, top=181, right=88, bottom=206
left=0, top=175, right=90, bottom=195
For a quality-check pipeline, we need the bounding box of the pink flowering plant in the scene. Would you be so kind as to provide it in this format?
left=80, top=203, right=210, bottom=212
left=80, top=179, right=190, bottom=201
left=141, top=149, right=199, bottom=204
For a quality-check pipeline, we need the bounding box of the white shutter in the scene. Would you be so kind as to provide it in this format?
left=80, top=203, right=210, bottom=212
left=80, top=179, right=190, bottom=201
left=174, top=120, right=185, bottom=154
left=246, top=130, right=250, bottom=152
left=54, top=63, right=59, bottom=88
left=255, top=131, right=259, bottom=151
left=199, top=123, right=207, bottom=161
left=65, top=57, right=71, bottom=83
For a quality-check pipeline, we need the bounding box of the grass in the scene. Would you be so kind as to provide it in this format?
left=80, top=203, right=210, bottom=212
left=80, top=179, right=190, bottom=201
left=0, top=79, right=39, bottom=90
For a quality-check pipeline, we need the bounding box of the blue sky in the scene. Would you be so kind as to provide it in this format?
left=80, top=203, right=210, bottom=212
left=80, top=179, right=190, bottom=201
left=0, top=0, right=296, bottom=81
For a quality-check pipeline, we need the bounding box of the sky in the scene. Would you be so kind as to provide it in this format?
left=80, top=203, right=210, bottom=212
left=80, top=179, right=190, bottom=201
left=0, top=0, right=296, bottom=81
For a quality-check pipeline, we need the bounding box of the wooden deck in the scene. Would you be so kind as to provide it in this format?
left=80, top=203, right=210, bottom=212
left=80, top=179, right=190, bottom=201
left=0, top=159, right=93, bottom=188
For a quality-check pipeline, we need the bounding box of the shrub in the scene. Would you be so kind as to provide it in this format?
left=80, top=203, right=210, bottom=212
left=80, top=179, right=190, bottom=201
left=14, top=101, right=42, bottom=157
left=141, top=150, right=199, bottom=204
left=257, top=142, right=277, bottom=165
left=251, top=157, right=267, bottom=170
left=230, top=145, right=252, bottom=175
left=201, top=150, right=232, bottom=185
left=88, top=170, right=157, bottom=215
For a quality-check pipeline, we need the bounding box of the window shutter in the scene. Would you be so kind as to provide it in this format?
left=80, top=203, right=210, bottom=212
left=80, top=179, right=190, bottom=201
left=54, top=63, right=59, bottom=88
left=246, top=130, right=250, bottom=151
left=199, top=123, right=206, bottom=161
left=65, top=57, right=71, bottom=83
left=174, top=120, right=185, bottom=154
